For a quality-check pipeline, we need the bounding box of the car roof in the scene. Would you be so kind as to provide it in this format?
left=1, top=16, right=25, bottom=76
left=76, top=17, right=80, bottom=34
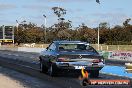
left=53, top=40, right=89, bottom=44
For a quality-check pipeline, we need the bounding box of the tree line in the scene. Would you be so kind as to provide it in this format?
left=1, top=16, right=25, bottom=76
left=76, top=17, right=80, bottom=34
left=14, top=7, right=132, bottom=45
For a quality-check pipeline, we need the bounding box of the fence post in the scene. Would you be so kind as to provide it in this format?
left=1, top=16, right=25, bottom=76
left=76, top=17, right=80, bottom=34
left=106, top=46, right=108, bottom=51
left=101, top=46, right=102, bottom=51
left=118, top=45, right=120, bottom=51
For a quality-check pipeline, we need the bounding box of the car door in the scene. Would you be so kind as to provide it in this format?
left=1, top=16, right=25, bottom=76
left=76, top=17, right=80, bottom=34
left=43, top=43, right=57, bottom=67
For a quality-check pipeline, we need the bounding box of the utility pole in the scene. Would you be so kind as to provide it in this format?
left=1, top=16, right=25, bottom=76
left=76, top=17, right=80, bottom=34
left=43, top=15, right=47, bottom=43
left=16, top=20, right=19, bottom=45
left=16, top=20, right=19, bottom=35
left=96, top=0, right=100, bottom=50
left=12, top=26, right=15, bottom=44
left=97, top=24, right=100, bottom=50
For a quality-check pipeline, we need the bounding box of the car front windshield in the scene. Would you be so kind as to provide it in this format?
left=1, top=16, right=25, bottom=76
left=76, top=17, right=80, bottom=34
left=58, top=44, right=97, bottom=52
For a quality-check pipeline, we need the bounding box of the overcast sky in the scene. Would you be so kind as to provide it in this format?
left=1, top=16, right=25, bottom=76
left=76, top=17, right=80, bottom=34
left=0, top=0, right=132, bottom=28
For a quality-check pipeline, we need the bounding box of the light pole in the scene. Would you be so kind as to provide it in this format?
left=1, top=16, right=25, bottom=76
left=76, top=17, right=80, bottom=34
left=12, top=26, right=15, bottom=44
left=16, top=20, right=19, bottom=45
left=16, top=20, right=19, bottom=32
left=97, top=24, right=100, bottom=50
left=43, top=15, right=47, bottom=43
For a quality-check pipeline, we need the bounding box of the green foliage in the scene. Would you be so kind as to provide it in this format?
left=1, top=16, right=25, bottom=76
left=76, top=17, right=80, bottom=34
left=13, top=7, right=132, bottom=45
left=106, top=41, right=132, bottom=45
left=13, top=19, right=132, bottom=45
left=52, top=7, right=66, bottom=18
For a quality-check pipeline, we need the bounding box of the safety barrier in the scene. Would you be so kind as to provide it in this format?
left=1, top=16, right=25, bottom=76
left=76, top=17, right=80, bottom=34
left=18, top=47, right=45, bottom=53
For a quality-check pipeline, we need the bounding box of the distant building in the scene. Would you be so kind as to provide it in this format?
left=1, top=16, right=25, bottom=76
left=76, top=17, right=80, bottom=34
left=0, top=25, right=14, bottom=44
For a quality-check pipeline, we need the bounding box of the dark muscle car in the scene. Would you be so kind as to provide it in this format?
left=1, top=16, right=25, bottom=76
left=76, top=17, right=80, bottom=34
left=39, top=41, right=105, bottom=77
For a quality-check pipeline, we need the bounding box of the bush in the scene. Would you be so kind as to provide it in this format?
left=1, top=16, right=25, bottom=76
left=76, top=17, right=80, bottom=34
left=106, top=41, right=132, bottom=45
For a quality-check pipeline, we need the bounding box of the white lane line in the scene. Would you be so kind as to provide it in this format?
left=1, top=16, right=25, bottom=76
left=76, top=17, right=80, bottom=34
left=100, top=72, right=132, bottom=79
left=30, top=56, right=34, bottom=58
left=31, top=61, right=40, bottom=64
left=14, top=54, right=19, bottom=56
left=7, top=54, right=12, bottom=55
left=6, top=53, right=19, bottom=57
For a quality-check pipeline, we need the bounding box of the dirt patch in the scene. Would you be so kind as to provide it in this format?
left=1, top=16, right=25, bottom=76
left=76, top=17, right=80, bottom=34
left=0, top=73, right=25, bottom=88
left=0, top=66, right=58, bottom=88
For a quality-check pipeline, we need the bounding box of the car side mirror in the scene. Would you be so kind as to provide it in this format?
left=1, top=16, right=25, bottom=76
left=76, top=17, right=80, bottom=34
left=46, top=47, right=49, bottom=50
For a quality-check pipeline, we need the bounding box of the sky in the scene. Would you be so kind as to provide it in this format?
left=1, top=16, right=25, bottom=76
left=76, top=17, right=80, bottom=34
left=0, top=0, right=132, bottom=28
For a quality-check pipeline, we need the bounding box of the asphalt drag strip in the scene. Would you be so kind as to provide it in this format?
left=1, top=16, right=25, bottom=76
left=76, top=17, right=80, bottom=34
left=0, top=66, right=60, bottom=88
left=0, top=50, right=132, bottom=88
left=0, top=55, right=83, bottom=88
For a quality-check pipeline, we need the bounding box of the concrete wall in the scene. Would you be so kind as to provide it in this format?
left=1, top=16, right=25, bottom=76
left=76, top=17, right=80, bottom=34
left=1, top=46, right=132, bottom=61
left=18, top=47, right=45, bottom=53
left=0, top=46, right=45, bottom=53
left=0, top=46, right=18, bottom=51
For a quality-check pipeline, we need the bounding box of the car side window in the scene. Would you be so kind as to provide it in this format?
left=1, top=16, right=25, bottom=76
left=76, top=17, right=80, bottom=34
left=47, top=43, right=56, bottom=51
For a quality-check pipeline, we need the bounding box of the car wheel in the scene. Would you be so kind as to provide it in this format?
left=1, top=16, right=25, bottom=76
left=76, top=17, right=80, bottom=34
left=90, top=70, right=99, bottom=78
left=40, top=61, right=48, bottom=73
left=48, top=64, right=57, bottom=77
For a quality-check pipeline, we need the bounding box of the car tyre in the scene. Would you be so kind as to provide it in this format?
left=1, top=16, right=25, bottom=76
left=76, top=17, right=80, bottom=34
left=90, top=70, right=99, bottom=78
left=40, top=61, right=48, bottom=73
left=48, top=64, right=57, bottom=77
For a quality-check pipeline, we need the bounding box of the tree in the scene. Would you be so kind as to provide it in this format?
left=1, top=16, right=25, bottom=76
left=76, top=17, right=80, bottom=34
left=99, top=22, right=110, bottom=29
left=123, top=18, right=131, bottom=27
left=51, top=7, right=72, bottom=40
left=74, top=23, right=97, bottom=43
left=52, top=7, right=66, bottom=18
left=96, top=0, right=100, bottom=4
